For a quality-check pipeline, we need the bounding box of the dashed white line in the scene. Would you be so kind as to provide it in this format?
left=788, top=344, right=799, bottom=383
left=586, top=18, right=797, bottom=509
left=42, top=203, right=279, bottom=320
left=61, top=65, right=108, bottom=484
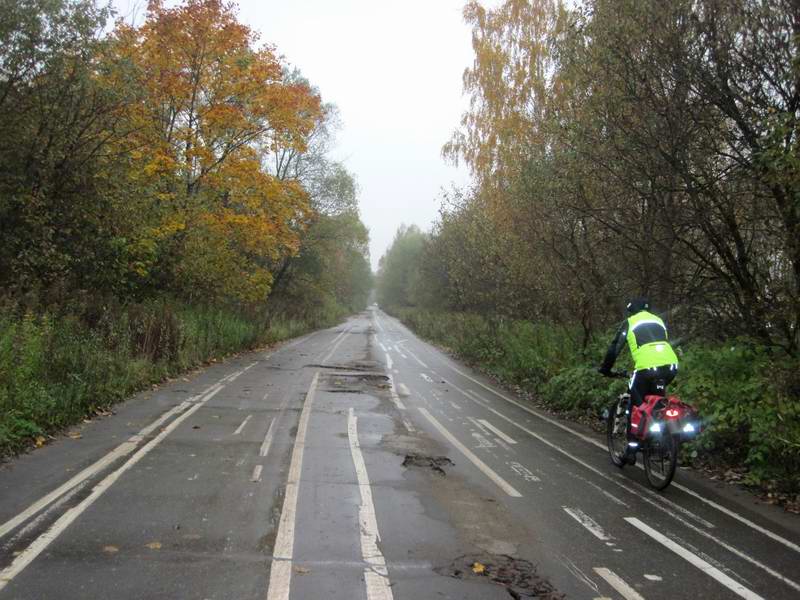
left=478, top=419, right=517, bottom=444
left=348, top=408, right=395, bottom=600
left=420, top=373, right=434, bottom=383
left=563, top=507, right=612, bottom=541
left=386, top=375, right=406, bottom=410
left=234, top=414, right=252, bottom=435
left=266, top=373, right=319, bottom=600
left=625, top=518, right=765, bottom=600
left=418, top=408, right=521, bottom=498
left=384, top=352, right=393, bottom=370
left=260, top=419, right=276, bottom=457
left=250, top=465, right=263, bottom=482
left=405, top=347, right=429, bottom=368
left=593, top=568, right=645, bottom=600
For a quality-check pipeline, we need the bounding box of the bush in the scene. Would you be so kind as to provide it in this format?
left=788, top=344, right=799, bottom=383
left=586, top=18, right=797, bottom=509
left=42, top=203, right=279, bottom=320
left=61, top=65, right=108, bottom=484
left=392, top=307, right=800, bottom=493
left=0, top=301, right=331, bottom=456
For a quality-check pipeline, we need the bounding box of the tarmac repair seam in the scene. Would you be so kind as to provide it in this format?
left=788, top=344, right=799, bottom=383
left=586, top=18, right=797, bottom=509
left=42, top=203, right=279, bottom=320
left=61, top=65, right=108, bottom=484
left=348, top=408, right=394, bottom=600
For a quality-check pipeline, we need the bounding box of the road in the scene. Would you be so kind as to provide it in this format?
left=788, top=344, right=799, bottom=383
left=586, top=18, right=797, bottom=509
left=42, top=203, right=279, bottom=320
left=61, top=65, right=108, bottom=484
left=1, top=307, right=799, bottom=599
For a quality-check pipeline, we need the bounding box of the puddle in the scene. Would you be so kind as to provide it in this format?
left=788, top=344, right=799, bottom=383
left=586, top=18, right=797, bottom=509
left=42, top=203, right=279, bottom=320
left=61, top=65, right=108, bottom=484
left=436, top=553, right=564, bottom=599
left=402, top=453, right=455, bottom=476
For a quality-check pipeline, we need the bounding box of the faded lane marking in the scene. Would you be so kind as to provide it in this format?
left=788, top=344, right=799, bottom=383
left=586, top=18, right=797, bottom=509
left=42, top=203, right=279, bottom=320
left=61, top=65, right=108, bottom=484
left=454, top=385, right=800, bottom=591
left=386, top=375, right=406, bottom=410
left=508, top=461, right=541, bottom=482
left=418, top=408, right=521, bottom=498
left=0, top=378, right=224, bottom=542
left=438, top=359, right=800, bottom=549
left=266, top=373, right=320, bottom=600
left=593, top=568, right=645, bottom=600
left=563, top=507, right=612, bottom=542
left=251, top=465, right=263, bottom=482
left=478, top=419, right=517, bottom=444
left=396, top=383, right=410, bottom=397
left=348, top=408, right=395, bottom=600
left=404, top=347, right=429, bottom=368
left=420, top=373, right=434, bottom=383
left=234, top=414, right=252, bottom=435
left=260, top=419, right=276, bottom=457
left=625, top=518, right=765, bottom=600
left=384, top=352, right=393, bottom=370
left=0, top=384, right=224, bottom=592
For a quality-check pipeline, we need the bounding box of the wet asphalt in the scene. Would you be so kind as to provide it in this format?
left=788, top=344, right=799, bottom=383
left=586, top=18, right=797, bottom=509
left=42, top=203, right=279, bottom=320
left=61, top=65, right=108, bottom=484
left=0, top=308, right=799, bottom=599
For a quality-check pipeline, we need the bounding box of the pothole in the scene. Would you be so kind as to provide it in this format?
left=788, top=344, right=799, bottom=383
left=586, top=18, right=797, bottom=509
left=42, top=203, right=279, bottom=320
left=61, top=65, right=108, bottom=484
left=402, top=453, right=454, bottom=476
left=435, top=554, right=564, bottom=599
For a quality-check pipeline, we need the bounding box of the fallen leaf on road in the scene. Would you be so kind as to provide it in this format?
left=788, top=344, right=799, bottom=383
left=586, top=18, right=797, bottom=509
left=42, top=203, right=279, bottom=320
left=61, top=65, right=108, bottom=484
left=294, top=566, right=310, bottom=575
left=103, top=545, right=119, bottom=554
left=145, top=541, right=162, bottom=550
left=472, top=562, right=486, bottom=575
left=68, top=432, right=82, bottom=440
left=34, top=436, right=46, bottom=448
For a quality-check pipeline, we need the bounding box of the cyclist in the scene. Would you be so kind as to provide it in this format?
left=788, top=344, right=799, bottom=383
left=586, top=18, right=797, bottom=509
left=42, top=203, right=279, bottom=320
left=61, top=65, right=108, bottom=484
left=598, top=298, right=679, bottom=464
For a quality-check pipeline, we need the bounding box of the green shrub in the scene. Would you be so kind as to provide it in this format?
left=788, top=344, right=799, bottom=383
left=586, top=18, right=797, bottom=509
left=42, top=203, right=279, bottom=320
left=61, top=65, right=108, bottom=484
left=0, top=300, right=338, bottom=456
left=392, top=307, right=800, bottom=493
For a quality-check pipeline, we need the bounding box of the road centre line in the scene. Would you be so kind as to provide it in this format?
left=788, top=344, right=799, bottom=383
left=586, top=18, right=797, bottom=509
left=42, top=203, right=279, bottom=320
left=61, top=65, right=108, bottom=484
left=251, top=465, right=263, bottom=482
left=428, top=357, right=800, bottom=553
left=592, top=568, right=645, bottom=600
left=625, top=518, right=764, bottom=600
left=418, top=408, right=522, bottom=497
left=394, top=345, right=408, bottom=359
left=0, top=379, right=224, bottom=541
left=404, top=347, right=428, bottom=368
left=478, top=419, right=517, bottom=444
left=0, top=384, right=224, bottom=592
left=384, top=352, right=393, bottom=370
left=348, top=408, right=395, bottom=600
left=234, top=414, right=252, bottom=435
left=453, top=387, right=800, bottom=593
left=266, top=372, right=320, bottom=600
left=320, top=327, right=350, bottom=364
left=563, top=507, right=612, bottom=541
left=260, top=419, right=276, bottom=457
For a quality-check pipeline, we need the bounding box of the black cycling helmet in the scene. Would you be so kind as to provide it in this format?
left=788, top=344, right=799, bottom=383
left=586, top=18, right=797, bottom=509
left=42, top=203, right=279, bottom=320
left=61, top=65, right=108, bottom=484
left=626, top=297, right=650, bottom=314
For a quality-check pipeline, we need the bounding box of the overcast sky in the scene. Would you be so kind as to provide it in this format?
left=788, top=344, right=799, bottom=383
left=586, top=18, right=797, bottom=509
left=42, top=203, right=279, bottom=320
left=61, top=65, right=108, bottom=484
left=113, top=0, right=481, bottom=270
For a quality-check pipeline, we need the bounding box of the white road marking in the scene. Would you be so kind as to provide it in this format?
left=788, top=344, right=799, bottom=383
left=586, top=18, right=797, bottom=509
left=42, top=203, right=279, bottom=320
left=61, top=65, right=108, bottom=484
left=472, top=432, right=496, bottom=448
left=478, top=419, right=517, bottom=444
left=563, top=507, right=612, bottom=541
left=321, top=328, right=350, bottom=364
left=569, top=472, right=629, bottom=507
left=402, top=417, right=417, bottom=434
left=420, top=373, right=434, bottom=383
left=374, top=315, right=385, bottom=332
left=384, top=352, right=393, bottom=370
left=455, top=388, right=800, bottom=591
left=405, top=347, right=429, bottom=368
left=644, top=574, right=662, bottom=581
left=448, top=401, right=462, bottom=411
left=435, top=359, right=799, bottom=550
left=418, top=408, right=522, bottom=497
left=379, top=342, right=388, bottom=352
left=386, top=375, right=406, bottom=410
left=396, top=383, right=410, bottom=397
left=593, top=568, right=645, bottom=600
left=561, top=555, right=600, bottom=593
left=251, top=465, right=263, bottom=482
left=508, top=461, right=541, bottom=482
left=625, top=518, right=765, bottom=600
left=266, top=372, right=319, bottom=600
left=0, top=384, right=224, bottom=591
left=0, top=379, right=224, bottom=541
left=260, top=419, right=276, bottom=457
left=394, top=345, right=408, bottom=359
left=262, top=390, right=270, bottom=402
left=348, top=409, right=395, bottom=600
left=234, top=414, right=252, bottom=435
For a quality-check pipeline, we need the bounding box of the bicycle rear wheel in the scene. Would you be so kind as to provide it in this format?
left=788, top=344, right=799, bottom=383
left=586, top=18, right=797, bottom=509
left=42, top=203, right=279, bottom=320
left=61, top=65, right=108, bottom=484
left=643, top=434, right=678, bottom=490
left=606, top=399, right=627, bottom=468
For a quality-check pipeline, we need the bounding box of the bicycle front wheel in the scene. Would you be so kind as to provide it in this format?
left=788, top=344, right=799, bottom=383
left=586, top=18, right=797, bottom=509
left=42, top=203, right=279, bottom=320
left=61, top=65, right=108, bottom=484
left=606, top=399, right=627, bottom=468
left=643, top=434, right=678, bottom=490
